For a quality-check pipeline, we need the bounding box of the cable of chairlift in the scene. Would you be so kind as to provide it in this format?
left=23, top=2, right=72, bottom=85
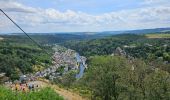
left=0, top=9, right=49, bottom=55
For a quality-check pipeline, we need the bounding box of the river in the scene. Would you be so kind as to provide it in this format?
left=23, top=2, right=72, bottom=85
left=75, top=53, right=85, bottom=79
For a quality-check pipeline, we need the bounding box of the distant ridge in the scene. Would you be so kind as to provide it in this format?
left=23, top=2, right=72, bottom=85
left=1, top=27, right=170, bottom=35
left=101, top=27, right=170, bottom=35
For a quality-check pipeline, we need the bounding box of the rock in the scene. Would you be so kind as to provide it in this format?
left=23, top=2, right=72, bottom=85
left=114, top=47, right=126, bottom=56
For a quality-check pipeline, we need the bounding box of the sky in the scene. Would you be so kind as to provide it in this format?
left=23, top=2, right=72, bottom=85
left=0, top=0, right=170, bottom=33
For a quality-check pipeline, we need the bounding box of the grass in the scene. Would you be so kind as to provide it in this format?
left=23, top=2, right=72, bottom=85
left=145, top=33, right=170, bottom=38
left=0, top=86, right=64, bottom=100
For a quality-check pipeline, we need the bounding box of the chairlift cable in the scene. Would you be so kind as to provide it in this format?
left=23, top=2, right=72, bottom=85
left=0, top=9, right=49, bottom=55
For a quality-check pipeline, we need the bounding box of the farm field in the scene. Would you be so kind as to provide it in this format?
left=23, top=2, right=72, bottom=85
left=145, top=33, right=170, bottom=38
left=0, top=37, right=3, bottom=40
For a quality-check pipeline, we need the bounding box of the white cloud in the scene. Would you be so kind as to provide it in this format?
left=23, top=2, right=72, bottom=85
left=144, top=0, right=170, bottom=5
left=0, top=0, right=170, bottom=33
left=0, top=1, right=37, bottom=13
left=144, top=0, right=162, bottom=3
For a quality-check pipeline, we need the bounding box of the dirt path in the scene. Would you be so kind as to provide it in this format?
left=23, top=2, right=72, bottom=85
left=52, top=85, right=85, bottom=100
left=37, top=80, right=87, bottom=100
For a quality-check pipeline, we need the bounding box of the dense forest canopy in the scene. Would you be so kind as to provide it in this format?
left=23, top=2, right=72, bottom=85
left=0, top=35, right=52, bottom=80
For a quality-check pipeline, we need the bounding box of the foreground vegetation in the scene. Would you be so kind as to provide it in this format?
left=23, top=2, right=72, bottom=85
left=0, top=86, right=64, bottom=100
left=68, top=56, right=170, bottom=100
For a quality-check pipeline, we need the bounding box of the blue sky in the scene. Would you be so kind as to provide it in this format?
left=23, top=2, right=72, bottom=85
left=19, top=0, right=143, bottom=14
left=0, top=0, right=170, bottom=33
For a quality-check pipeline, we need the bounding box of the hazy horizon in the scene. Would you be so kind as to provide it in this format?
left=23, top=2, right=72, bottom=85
left=0, top=27, right=169, bottom=35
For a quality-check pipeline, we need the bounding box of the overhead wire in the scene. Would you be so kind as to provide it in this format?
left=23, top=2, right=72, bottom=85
left=0, top=9, right=49, bottom=55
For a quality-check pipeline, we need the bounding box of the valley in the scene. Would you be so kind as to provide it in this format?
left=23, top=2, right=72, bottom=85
left=1, top=0, right=170, bottom=99
left=0, top=32, right=170, bottom=100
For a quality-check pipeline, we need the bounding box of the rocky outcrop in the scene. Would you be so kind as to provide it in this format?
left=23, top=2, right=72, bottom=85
left=114, top=47, right=126, bottom=56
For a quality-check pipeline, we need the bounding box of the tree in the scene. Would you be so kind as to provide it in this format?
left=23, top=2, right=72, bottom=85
left=145, top=69, right=170, bottom=100
left=61, top=70, right=76, bottom=87
left=125, top=59, right=149, bottom=100
left=83, top=56, right=130, bottom=100
left=163, top=52, right=170, bottom=62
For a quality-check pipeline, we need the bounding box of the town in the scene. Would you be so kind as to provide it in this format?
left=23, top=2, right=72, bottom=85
left=34, top=45, right=87, bottom=81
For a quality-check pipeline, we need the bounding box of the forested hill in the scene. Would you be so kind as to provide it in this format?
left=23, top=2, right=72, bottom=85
left=62, top=33, right=170, bottom=71
left=102, top=27, right=170, bottom=34
left=0, top=35, right=52, bottom=81
left=63, top=34, right=167, bottom=55
left=1, top=33, right=109, bottom=44
left=62, top=34, right=143, bottom=55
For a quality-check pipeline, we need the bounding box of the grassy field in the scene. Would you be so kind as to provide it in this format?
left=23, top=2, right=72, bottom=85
left=145, top=33, right=170, bottom=38
left=0, top=86, right=64, bottom=100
